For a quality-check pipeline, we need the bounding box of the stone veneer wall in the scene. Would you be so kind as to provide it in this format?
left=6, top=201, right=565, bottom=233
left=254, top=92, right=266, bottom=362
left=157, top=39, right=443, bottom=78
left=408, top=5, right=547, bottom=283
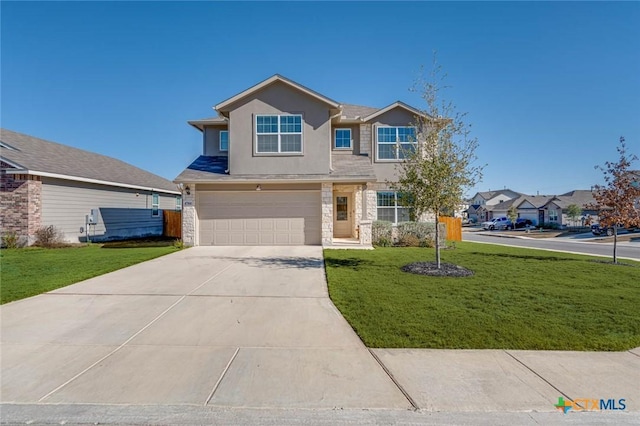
left=181, top=187, right=197, bottom=246
left=0, top=169, right=42, bottom=245
left=321, top=183, right=333, bottom=245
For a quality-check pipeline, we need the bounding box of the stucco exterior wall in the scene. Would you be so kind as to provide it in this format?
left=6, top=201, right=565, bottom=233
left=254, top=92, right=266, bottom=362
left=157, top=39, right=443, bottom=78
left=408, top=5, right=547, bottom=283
left=368, top=108, right=417, bottom=183
left=226, top=81, right=331, bottom=175
left=203, top=125, right=229, bottom=157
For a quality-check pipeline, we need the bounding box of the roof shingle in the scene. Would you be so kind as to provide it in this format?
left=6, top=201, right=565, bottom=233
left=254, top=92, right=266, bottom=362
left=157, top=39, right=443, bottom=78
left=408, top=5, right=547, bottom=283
left=0, top=128, right=178, bottom=193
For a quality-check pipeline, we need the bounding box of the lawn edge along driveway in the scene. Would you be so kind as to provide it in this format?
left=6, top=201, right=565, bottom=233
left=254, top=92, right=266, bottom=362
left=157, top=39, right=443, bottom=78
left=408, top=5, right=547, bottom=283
left=1, top=245, right=180, bottom=304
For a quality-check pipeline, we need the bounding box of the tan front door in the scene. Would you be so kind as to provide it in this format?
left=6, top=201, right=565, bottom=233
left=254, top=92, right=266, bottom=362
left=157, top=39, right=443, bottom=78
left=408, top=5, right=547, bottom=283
left=333, top=192, right=352, bottom=237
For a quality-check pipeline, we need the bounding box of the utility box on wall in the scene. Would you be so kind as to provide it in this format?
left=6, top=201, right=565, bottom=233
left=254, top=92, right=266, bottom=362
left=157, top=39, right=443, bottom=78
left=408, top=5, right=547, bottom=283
left=87, top=209, right=99, bottom=225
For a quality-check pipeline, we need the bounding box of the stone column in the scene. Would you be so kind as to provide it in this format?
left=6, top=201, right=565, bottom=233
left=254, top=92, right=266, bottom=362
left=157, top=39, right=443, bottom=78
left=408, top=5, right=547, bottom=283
left=364, top=184, right=377, bottom=221
left=182, top=185, right=197, bottom=246
left=321, top=183, right=333, bottom=246
left=359, top=220, right=372, bottom=246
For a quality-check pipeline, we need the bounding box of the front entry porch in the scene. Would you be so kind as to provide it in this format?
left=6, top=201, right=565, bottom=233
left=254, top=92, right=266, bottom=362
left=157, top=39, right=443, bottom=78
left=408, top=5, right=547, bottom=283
left=321, top=183, right=374, bottom=248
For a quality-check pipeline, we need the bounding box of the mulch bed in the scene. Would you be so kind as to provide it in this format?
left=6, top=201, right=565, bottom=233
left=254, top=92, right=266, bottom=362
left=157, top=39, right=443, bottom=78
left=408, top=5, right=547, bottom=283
left=401, top=262, right=474, bottom=277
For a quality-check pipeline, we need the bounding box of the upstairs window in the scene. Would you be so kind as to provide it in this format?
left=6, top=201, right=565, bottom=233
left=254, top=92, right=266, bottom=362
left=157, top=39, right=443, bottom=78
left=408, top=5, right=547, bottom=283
left=256, top=114, right=303, bottom=153
left=376, top=126, right=416, bottom=160
left=334, top=128, right=352, bottom=149
left=219, top=131, right=229, bottom=152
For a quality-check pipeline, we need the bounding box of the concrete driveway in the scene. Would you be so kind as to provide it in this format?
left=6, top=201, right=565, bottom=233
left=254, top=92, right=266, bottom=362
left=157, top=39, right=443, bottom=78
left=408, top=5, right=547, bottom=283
left=0, top=246, right=410, bottom=409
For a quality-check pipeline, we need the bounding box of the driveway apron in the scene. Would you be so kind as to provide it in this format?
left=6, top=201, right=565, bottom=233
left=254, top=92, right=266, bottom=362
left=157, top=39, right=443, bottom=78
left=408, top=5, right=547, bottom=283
left=1, top=246, right=410, bottom=409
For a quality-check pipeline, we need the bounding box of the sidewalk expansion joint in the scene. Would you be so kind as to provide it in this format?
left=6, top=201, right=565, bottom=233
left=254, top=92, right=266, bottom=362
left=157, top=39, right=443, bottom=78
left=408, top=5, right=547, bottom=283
left=504, top=350, right=572, bottom=402
left=367, top=349, right=419, bottom=411
left=204, top=347, right=240, bottom=406
left=628, top=350, right=640, bottom=359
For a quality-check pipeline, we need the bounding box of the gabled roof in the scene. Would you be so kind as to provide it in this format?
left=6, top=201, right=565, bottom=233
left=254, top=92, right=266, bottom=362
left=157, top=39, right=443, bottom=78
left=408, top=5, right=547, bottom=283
left=0, top=128, right=179, bottom=194
left=546, top=190, right=596, bottom=209
left=362, top=101, right=427, bottom=122
left=340, top=104, right=379, bottom=120
left=215, top=74, right=341, bottom=114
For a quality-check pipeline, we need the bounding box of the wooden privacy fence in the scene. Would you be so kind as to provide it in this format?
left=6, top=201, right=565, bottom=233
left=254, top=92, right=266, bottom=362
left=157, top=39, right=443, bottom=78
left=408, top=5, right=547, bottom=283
left=439, top=216, right=462, bottom=241
left=163, top=210, right=182, bottom=239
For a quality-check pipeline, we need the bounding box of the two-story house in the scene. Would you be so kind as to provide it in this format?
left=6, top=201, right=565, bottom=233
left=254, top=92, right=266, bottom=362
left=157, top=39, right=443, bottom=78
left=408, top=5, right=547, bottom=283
left=175, top=74, right=426, bottom=247
left=467, top=189, right=521, bottom=222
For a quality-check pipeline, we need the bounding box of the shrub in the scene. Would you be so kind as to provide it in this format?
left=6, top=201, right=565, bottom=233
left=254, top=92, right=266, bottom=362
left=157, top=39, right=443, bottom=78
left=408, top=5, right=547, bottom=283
left=540, top=222, right=560, bottom=230
left=396, top=221, right=436, bottom=243
left=34, top=225, right=65, bottom=248
left=397, top=234, right=420, bottom=247
left=1, top=231, right=20, bottom=249
left=372, top=221, right=393, bottom=246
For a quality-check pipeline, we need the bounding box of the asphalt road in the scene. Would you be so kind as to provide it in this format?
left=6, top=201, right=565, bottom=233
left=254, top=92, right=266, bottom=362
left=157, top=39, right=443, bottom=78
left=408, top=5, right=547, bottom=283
left=464, top=231, right=640, bottom=261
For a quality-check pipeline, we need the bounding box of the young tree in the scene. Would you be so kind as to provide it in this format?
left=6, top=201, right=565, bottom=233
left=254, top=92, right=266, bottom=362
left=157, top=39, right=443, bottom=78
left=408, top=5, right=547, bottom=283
left=588, top=137, right=640, bottom=263
left=394, top=60, right=484, bottom=269
left=507, top=206, right=518, bottom=230
left=566, top=204, right=582, bottom=228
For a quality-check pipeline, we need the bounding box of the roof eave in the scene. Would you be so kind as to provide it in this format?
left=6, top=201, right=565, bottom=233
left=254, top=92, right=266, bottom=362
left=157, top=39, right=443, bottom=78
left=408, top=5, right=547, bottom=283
left=5, top=169, right=180, bottom=195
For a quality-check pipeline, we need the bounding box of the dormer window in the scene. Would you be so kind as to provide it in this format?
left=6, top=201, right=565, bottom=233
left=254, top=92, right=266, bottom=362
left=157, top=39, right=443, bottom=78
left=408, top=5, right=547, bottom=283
left=256, top=114, right=303, bottom=153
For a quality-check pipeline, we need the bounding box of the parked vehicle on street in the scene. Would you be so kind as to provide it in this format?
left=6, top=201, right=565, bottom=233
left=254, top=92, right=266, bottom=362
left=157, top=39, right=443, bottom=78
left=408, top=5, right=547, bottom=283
left=591, top=223, right=638, bottom=236
left=482, top=216, right=512, bottom=230
left=514, top=218, right=534, bottom=229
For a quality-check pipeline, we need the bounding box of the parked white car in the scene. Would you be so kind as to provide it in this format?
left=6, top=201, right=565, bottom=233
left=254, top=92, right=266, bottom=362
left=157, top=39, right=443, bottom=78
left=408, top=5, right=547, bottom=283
left=482, top=216, right=512, bottom=230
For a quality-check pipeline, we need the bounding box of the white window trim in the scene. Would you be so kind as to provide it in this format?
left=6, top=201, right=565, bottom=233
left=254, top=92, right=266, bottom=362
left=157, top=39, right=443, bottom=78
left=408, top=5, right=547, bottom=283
left=152, top=193, right=159, bottom=217
left=255, top=114, right=303, bottom=154
left=334, top=128, right=352, bottom=150
left=219, top=130, right=228, bottom=152
left=376, top=191, right=412, bottom=224
left=375, top=126, right=417, bottom=161
left=175, top=195, right=182, bottom=211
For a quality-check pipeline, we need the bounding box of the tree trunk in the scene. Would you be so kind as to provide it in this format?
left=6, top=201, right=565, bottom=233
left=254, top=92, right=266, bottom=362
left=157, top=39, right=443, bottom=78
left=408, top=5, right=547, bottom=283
left=435, top=212, right=441, bottom=269
left=613, top=225, right=618, bottom=264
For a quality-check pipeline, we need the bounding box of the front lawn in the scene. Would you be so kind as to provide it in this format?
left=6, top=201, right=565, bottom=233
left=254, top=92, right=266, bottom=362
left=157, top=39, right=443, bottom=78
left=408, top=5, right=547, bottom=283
left=1, top=245, right=179, bottom=304
left=324, top=242, right=640, bottom=351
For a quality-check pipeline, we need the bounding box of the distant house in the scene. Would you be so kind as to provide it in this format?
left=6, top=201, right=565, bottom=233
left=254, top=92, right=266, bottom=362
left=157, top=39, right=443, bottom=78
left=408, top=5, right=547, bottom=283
left=1, top=129, right=181, bottom=245
left=540, top=190, right=598, bottom=227
left=467, top=189, right=521, bottom=222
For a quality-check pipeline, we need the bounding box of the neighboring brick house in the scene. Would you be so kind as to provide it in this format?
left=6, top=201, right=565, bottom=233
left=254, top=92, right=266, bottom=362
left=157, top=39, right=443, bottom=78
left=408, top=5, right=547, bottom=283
left=1, top=129, right=181, bottom=245
left=175, top=74, right=431, bottom=247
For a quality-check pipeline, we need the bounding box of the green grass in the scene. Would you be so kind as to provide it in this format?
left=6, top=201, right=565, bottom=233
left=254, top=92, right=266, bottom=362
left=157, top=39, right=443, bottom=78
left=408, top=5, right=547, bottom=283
left=324, top=242, right=640, bottom=351
left=0, top=245, right=179, bottom=304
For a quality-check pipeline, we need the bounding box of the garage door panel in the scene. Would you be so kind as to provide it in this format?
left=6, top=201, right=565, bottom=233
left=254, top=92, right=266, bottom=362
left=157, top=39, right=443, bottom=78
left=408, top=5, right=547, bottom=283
left=198, top=191, right=321, bottom=246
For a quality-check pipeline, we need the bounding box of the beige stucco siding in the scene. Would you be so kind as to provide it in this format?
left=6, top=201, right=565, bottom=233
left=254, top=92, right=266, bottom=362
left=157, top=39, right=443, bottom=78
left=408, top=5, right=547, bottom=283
left=368, top=108, right=418, bottom=183
left=331, top=124, right=360, bottom=155
left=40, top=177, right=177, bottom=243
left=226, top=81, right=331, bottom=175
left=204, top=125, right=229, bottom=156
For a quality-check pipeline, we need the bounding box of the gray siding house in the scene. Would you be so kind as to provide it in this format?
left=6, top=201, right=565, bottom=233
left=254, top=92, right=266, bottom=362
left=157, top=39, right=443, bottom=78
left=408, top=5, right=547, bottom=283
left=1, top=129, right=181, bottom=245
left=175, top=74, right=428, bottom=247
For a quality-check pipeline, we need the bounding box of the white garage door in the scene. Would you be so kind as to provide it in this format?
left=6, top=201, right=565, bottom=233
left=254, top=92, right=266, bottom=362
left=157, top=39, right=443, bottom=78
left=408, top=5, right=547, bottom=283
left=198, top=191, right=321, bottom=245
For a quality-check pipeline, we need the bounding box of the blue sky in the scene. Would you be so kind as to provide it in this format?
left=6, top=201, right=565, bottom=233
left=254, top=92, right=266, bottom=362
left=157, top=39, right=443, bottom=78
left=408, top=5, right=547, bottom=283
left=2, top=1, right=639, bottom=197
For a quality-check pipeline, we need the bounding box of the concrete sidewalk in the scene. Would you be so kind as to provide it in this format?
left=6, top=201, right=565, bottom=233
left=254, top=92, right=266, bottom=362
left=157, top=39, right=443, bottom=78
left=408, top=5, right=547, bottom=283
left=2, top=245, right=639, bottom=424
